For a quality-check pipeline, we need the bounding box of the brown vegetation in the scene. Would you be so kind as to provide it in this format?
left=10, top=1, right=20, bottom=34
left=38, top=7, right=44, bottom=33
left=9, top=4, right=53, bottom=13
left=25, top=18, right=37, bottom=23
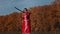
left=0, top=12, right=22, bottom=31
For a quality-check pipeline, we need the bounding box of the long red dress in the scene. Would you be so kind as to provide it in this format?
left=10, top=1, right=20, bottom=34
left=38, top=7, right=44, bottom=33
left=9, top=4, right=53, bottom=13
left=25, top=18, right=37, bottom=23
left=22, top=12, right=31, bottom=34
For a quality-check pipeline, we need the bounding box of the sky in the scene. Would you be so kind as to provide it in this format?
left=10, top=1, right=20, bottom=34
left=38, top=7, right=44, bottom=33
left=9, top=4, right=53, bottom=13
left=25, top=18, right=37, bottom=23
left=0, top=0, right=55, bottom=16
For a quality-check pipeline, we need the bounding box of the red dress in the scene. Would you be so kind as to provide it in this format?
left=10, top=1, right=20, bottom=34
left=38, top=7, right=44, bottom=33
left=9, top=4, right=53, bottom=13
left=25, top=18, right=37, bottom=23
left=22, top=12, right=31, bottom=34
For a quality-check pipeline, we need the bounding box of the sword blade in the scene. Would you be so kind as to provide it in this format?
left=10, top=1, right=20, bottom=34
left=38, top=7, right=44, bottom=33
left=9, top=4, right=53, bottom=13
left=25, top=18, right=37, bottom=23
left=14, top=7, right=22, bottom=12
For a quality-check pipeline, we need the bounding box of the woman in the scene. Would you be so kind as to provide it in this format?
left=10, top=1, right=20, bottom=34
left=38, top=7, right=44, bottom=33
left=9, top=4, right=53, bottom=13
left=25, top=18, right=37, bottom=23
left=22, top=8, right=31, bottom=34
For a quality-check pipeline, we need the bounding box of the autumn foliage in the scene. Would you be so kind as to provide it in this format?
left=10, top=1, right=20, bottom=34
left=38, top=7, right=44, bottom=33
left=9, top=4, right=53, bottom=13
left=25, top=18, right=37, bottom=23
left=0, top=12, right=22, bottom=31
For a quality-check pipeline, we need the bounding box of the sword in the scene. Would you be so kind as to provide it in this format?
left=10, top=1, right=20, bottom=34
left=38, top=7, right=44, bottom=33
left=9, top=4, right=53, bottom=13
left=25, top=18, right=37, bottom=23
left=14, top=7, right=23, bottom=12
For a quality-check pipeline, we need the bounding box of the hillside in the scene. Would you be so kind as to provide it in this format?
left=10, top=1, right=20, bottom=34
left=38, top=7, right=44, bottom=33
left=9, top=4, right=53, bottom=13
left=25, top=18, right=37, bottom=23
left=0, top=12, right=22, bottom=31
left=30, top=5, right=60, bottom=32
